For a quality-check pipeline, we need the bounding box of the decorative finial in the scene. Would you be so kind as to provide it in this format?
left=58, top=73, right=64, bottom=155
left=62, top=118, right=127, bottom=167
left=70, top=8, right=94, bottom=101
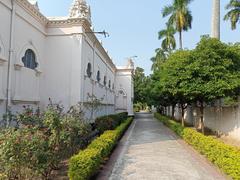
left=127, top=59, right=134, bottom=69
left=28, top=0, right=39, bottom=10
left=69, top=0, right=92, bottom=24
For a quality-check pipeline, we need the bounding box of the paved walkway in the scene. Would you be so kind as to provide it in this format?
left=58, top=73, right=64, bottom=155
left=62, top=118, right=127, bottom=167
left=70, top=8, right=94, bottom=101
left=97, top=113, right=227, bottom=180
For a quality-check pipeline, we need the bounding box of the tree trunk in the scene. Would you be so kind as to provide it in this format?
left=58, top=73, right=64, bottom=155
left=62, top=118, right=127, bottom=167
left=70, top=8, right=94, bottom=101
left=172, top=104, right=175, bottom=119
left=179, top=30, right=183, bottom=49
left=200, top=102, right=205, bottom=134
left=181, top=105, right=185, bottom=127
left=211, top=0, right=220, bottom=39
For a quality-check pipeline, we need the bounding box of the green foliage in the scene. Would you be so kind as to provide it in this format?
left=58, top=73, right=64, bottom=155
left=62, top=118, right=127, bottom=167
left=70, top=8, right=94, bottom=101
left=158, top=22, right=176, bottom=51
left=0, top=128, right=50, bottom=179
left=2, top=110, right=16, bottom=128
left=133, top=102, right=149, bottom=112
left=68, top=148, right=102, bottom=180
left=134, top=67, right=155, bottom=106
left=183, top=128, right=240, bottom=179
left=224, top=0, right=240, bottom=30
left=150, top=37, right=240, bottom=130
left=16, top=106, right=41, bottom=127
left=162, top=0, right=193, bottom=49
left=158, top=38, right=240, bottom=106
left=151, top=48, right=168, bottom=72
left=68, top=117, right=133, bottom=180
left=185, top=37, right=240, bottom=103
left=154, top=113, right=240, bottom=180
left=95, top=112, right=128, bottom=134
left=223, top=96, right=239, bottom=107
left=134, top=67, right=147, bottom=104
left=154, top=113, right=184, bottom=137
left=0, top=103, right=91, bottom=179
left=88, top=131, right=117, bottom=158
left=160, top=50, right=191, bottom=103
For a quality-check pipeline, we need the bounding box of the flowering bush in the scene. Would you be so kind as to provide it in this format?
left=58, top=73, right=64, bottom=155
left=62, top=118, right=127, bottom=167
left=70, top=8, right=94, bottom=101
left=17, top=106, right=41, bottom=127
left=0, top=103, right=91, bottom=179
left=0, top=128, right=50, bottom=179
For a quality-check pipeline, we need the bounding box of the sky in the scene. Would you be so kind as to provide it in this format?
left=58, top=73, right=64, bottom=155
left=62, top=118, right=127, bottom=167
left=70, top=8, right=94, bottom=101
left=37, top=0, right=239, bottom=75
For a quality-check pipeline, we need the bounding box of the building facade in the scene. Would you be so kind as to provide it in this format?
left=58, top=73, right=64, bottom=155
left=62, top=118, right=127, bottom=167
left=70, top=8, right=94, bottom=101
left=0, top=0, right=134, bottom=122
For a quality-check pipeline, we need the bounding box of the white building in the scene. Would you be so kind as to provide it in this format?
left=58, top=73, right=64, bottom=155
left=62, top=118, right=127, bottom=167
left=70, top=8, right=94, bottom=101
left=0, top=0, right=134, bottom=121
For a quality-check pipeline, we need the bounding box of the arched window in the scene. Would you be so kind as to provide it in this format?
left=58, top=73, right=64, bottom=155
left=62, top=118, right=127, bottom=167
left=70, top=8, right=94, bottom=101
left=108, top=80, right=111, bottom=88
left=86, top=63, right=92, bottom=78
left=112, top=83, right=115, bottom=90
left=103, top=76, right=107, bottom=86
left=22, top=49, right=38, bottom=69
left=96, top=70, right=101, bottom=82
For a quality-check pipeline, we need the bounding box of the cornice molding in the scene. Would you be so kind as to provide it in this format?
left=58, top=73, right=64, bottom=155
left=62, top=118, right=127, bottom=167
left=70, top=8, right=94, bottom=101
left=14, top=0, right=119, bottom=73
left=16, top=0, right=48, bottom=26
left=47, top=18, right=89, bottom=28
left=83, top=25, right=117, bottom=72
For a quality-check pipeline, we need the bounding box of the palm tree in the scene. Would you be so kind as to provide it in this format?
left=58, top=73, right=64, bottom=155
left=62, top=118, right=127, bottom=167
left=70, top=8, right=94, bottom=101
left=158, top=23, right=176, bottom=52
left=162, top=0, right=193, bottom=49
left=151, top=48, right=167, bottom=72
left=224, top=0, right=240, bottom=30
left=211, top=0, right=221, bottom=39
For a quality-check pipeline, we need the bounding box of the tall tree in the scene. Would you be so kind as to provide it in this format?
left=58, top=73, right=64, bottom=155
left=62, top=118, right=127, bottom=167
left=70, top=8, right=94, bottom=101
left=211, top=0, right=221, bottom=39
left=134, top=67, right=147, bottom=104
left=162, top=0, right=193, bottom=49
left=158, top=23, right=176, bottom=51
left=151, top=48, right=167, bottom=72
left=160, top=50, right=192, bottom=126
left=184, top=37, right=240, bottom=133
left=224, top=0, right=240, bottom=30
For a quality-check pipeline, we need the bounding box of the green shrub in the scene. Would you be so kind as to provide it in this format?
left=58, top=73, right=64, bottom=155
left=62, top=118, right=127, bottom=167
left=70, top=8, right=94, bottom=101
left=68, top=117, right=133, bottom=180
left=0, top=103, right=91, bottom=179
left=154, top=113, right=240, bottom=180
left=95, top=112, right=128, bottom=134
left=0, top=128, right=51, bottom=179
left=183, top=128, right=240, bottom=179
left=88, top=131, right=117, bottom=158
left=68, top=148, right=102, bottom=180
left=154, top=113, right=184, bottom=137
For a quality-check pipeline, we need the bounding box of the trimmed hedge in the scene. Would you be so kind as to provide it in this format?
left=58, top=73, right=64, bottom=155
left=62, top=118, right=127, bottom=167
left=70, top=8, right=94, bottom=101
left=68, top=117, right=133, bottom=180
left=154, top=113, right=184, bottom=137
left=95, top=112, right=128, bottom=134
left=154, top=113, right=240, bottom=180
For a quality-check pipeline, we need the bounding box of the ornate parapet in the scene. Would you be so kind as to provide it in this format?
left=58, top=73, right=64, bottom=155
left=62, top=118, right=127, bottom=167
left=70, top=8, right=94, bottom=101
left=69, top=0, right=92, bottom=25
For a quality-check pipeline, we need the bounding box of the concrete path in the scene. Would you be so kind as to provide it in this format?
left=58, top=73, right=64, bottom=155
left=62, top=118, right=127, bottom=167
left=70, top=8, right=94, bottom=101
left=97, top=113, right=227, bottom=180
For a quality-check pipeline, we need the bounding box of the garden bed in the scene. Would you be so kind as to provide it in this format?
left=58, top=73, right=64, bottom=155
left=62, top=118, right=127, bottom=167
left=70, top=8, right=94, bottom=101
left=68, top=117, right=133, bottom=180
left=154, top=113, right=240, bottom=180
left=0, top=102, right=129, bottom=180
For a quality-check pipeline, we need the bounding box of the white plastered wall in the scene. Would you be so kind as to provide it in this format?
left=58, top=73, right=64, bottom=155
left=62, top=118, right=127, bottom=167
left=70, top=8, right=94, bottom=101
left=115, top=69, right=134, bottom=116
